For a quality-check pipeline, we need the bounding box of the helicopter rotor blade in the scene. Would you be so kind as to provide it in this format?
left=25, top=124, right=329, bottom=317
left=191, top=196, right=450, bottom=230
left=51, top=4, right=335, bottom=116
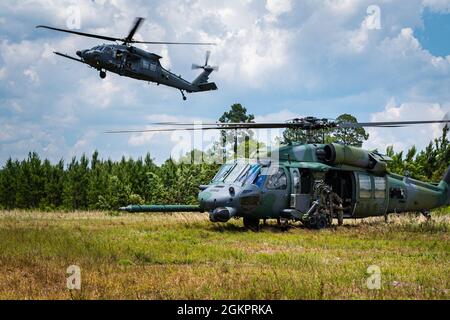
left=192, top=64, right=203, bottom=70
left=131, top=40, right=217, bottom=45
left=37, top=21, right=217, bottom=46
left=106, top=118, right=450, bottom=134
left=205, top=50, right=211, bottom=66
left=36, top=25, right=122, bottom=42
left=124, top=17, right=145, bottom=43
left=338, top=120, right=450, bottom=128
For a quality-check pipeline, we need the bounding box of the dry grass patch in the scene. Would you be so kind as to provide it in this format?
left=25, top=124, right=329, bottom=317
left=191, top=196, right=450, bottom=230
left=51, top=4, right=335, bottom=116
left=0, top=210, right=448, bottom=300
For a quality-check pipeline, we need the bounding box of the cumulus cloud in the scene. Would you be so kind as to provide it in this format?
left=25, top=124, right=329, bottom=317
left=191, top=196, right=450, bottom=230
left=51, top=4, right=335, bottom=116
left=422, top=0, right=450, bottom=12
left=364, top=98, right=449, bottom=153
left=0, top=0, right=450, bottom=164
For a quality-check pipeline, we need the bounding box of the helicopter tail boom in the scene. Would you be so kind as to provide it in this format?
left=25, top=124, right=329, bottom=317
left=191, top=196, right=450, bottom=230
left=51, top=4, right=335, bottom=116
left=442, top=166, right=450, bottom=205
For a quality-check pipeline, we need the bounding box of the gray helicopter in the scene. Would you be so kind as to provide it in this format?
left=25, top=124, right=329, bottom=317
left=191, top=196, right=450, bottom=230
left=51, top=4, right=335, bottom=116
left=36, top=18, right=218, bottom=100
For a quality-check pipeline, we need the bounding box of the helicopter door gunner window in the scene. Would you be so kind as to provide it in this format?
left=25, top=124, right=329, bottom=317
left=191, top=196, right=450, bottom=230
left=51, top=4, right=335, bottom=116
left=374, top=177, right=386, bottom=199
left=142, top=60, right=150, bottom=70
left=358, top=173, right=372, bottom=199
left=300, top=170, right=313, bottom=194
left=266, top=168, right=288, bottom=190
left=291, top=169, right=300, bottom=194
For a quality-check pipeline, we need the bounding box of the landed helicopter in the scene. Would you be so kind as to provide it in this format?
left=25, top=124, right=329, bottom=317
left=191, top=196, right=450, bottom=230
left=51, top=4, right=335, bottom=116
left=115, top=117, right=450, bottom=230
left=36, top=17, right=218, bottom=100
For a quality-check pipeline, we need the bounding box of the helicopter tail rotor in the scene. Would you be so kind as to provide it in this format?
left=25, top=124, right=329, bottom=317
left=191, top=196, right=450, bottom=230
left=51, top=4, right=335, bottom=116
left=192, top=51, right=219, bottom=71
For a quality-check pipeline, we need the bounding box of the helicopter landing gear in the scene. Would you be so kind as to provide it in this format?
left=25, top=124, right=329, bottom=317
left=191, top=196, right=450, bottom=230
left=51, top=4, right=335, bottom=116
left=421, top=210, right=431, bottom=221
left=337, top=210, right=344, bottom=226
left=305, top=214, right=329, bottom=230
left=99, top=70, right=106, bottom=79
left=180, top=90, right=187, bottom=101
left=243, top=217, right=260, bottom=231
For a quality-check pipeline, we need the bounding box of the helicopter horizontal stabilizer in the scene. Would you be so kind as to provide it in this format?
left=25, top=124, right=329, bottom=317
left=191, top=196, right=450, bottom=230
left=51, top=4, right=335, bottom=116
left=197, top=82, right=218, bottom=92
left=54, top=52, right=85, bottom=64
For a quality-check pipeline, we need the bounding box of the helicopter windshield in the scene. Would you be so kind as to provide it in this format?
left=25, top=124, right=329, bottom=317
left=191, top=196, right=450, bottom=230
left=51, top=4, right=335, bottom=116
left=212, top=164, right=234, bottom=182
left=237, top=164, right=261, bottom=185
left=223, top=163, right=248, bottom=183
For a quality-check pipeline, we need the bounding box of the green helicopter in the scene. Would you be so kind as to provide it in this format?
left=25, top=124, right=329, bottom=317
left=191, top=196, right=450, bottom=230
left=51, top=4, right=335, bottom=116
left=113, top=117, right=450, bottom=230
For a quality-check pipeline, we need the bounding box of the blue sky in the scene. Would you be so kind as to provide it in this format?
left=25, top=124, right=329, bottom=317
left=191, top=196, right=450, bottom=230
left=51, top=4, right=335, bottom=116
left=1, top=0, right=450, bottom=164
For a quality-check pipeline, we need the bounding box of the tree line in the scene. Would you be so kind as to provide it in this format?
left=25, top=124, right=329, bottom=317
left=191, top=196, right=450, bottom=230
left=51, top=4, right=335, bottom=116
left=0, top=105, right=448, bottom=211
left=0, top=151, right=220, bottom=211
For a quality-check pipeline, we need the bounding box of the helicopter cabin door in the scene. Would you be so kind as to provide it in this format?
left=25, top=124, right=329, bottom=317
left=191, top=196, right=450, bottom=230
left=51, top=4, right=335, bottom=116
left=289, top=168, right=311, bottom=213
left=354, top=172, right=388, bottom=218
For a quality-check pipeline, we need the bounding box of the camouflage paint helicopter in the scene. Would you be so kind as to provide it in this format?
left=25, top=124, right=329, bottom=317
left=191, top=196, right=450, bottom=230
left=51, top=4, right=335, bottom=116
left=36, top=17, right=218, bottom=100
left=115, top=117, right=450, bottom=230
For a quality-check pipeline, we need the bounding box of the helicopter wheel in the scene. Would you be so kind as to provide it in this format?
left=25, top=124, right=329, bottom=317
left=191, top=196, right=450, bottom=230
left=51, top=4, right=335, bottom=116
left=99, top=71, right=106, bottom=79
left=315, top=216, right=328, bottom=230
left=243, top=217, right=260, bottom=231
left=337, top=211, right=344, bottom=226
left=180, top=90, right=187, bottom=101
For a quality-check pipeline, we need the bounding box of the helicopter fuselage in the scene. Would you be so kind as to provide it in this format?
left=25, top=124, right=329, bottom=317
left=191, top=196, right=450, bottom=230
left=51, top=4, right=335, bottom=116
left=76, top=44, right=214, bottom=94
left=122, top=143, right=450, bottom=229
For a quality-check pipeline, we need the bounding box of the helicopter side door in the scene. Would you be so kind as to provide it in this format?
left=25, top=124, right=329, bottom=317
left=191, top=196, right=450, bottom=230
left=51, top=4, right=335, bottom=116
left=255, top=166, right=290, bottom=218
left=354, top=172, right=388, bottom=218
left=289, top=168, right=311, bottom=213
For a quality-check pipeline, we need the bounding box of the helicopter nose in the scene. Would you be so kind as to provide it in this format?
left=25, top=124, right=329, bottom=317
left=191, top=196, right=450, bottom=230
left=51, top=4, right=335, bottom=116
left=198, top=185, right=241, bottom=211
left=210, top=207, right=237, bottom=223
left=76, top=51, right=82, bottom=57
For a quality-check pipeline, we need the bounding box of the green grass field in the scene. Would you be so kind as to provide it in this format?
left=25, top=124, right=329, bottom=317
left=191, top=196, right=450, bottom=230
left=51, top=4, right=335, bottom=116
left=0, top=210, right=448, bottom=300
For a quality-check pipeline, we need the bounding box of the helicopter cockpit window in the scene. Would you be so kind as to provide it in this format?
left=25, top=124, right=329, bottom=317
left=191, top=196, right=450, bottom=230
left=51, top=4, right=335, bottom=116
left=266, top=168, right=288, bottom=190
left=237, top=164, right=261, bottom=185
left=212, top=164, right=234, bottom=183
left=224, top=164, right=248, bottom=183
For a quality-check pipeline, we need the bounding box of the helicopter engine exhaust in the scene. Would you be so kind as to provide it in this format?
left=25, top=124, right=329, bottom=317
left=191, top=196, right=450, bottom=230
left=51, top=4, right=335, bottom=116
left=209, top=207, right=237, bottom=223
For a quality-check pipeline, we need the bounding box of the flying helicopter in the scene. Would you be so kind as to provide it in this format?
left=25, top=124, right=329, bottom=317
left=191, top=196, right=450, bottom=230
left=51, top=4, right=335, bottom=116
left=36, top=17, right=219, bottom=100
left=113, top=117, right=450, bottom=230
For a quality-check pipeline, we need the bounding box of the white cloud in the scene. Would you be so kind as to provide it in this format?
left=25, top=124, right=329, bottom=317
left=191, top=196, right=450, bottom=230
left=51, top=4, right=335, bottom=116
left=23, top=68, right=40, bottom=85
left=265, top=0, right=292, bottom=22
left=364, top=98, right=449, bottom=153
left=70, top=131, right=97, bottom=158
left=422, top=0, right=450, bottom=12
left=1, top=0, right=450, bottom=165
